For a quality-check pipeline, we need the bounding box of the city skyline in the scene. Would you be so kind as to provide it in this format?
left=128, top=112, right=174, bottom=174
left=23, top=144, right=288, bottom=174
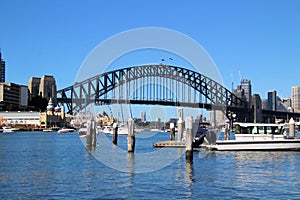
left=1, top=1, right=300, bottom=100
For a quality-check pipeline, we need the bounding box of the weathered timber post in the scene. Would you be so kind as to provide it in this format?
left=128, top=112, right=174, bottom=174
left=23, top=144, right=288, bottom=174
left=92, top=120, right=97, bottom=149
left=224, top=121, right=230, bottom=140
left=86, top=119, right=96, bottom=150
left=177, top=108, right=184, bottom=142
left=289, top=118, right=295, bottom=137
left=112, top=122, right=118, bottom=145
left=170, top=123, right=175, bottom=141
left=185, top=116, right=193, bottom=161
left=127, top=118, right=135, bottom=152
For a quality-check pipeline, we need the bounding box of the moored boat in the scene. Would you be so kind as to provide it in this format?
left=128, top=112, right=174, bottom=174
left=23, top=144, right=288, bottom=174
left=199, top=122, right=300, bottom=151
left=78, top=127, right=87, bottom=137
left=3, top=126, right=19, bottom=133
left=57, top=127, right=75, bottom=134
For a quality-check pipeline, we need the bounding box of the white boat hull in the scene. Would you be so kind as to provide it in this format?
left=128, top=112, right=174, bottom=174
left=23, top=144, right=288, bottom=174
left=202, top=139, right=300, bottom=151
left=98, top=126, right=128, bottom=135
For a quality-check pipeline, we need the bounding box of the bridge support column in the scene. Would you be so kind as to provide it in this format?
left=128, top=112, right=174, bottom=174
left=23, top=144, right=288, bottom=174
left=185, top=116, right=193, bottom=162
left=112, top=122, right=118, bottom=145
left=127, top=118, right=135, bottom=152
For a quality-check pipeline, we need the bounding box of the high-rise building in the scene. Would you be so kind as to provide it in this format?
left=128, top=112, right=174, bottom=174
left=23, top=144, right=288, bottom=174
left=267, top=90, right=277, bottom=111
left=19, top=85, right=28, bottom=107
left=28, top=77, right=41, bottom=99
left=0, top=82, right=21, bottom=109
left=28, top=75, right=57, bottom=102
left=39, top=75, right=57, bottom=100
left=241, top=79, right=252, bottom=106
left=292, top=86, right=300, bottom=113
left=282, top=98, right=292, bottom=110
left=0, top=50, right=5, bottom=82
left=251, top=94, right=262, bottom=123
left=233, top=79, right=252, bottom=107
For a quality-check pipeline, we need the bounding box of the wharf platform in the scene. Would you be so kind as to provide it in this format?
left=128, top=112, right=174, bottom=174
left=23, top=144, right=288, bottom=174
left=153, top=140, right=186, bottom=148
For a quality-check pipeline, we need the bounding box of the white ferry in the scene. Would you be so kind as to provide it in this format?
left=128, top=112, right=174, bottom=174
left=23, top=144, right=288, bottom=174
left=2, top=126, right=19, bottom=133
left=199, top=122, right=300, bottom=151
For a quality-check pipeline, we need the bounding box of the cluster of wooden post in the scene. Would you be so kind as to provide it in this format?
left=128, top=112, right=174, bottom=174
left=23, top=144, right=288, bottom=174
left=106, top=109, right=194, bottom=161
left=109, top=118, right=136, bottom=152
left=86, top=119, right=97, bottom=150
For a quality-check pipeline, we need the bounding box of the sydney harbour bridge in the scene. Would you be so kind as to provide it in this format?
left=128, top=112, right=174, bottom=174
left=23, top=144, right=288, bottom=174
left=56, top=64, right=300, bottom=123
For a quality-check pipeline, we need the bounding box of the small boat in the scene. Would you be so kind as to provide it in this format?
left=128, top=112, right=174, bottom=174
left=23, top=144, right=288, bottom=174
left=98, top=124, right=130, bottom=135
left=57, top=127, right=75, bottom=134
left=2, top=126, right=19, bottom=133
left=198, top=122, right=300, bottom=151
left=193, top=122, right=211, bottom=147
left=78, top=127, right=87, bottom=137
left=43, top=128, right=54, bottom=132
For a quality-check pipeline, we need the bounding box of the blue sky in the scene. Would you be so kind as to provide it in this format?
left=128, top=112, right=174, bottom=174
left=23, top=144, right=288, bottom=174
left=1, top=0, right=300, bottom=101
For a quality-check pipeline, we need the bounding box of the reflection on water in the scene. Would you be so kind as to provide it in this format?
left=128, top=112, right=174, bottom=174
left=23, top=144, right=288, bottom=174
left=1, top=132, right=300, bottom=199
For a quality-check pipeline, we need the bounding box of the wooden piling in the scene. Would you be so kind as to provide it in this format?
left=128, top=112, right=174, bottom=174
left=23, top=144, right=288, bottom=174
left=170, top=123, right=175, bottom=141
left=127, top=118, right=135, bottom=152
left=224, top=121, right=230, bottom=140
left=177, top=108, right=183, bottom=142
left=185, top=116, right=193, bottom=161
left=177, top=118, right=183, bottom=142
left=86, top=119, right=96, bottom=150
left=112, top=122, right=118, bottom=145
left=289, top=118, right=295, bottom=137
left=92, top=120, right=97, bottom=148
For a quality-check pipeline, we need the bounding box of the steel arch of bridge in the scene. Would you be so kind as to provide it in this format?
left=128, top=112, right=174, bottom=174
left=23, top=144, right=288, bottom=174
left=57, top=64, right=248, bottom=119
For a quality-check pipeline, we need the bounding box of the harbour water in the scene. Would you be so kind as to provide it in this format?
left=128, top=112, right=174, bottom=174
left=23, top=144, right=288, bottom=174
left=1, top=131, right=300, bottom=199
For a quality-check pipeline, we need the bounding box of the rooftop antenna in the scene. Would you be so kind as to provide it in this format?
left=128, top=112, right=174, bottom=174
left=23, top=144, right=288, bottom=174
left=231, top=73, right=234, bottom=91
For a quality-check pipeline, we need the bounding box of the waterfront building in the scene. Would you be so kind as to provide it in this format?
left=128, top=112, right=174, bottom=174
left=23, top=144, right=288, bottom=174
left=39, top=98, right=67, bottom=128
left=0, top=99, right=71, bottom=128
left=0, top=51, right=5, bottom=82
left=267, top=90, right=277, bottom=111
left=292, top=86, right=300, bottom=113
left=0, top=111, right=40, bottom=126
